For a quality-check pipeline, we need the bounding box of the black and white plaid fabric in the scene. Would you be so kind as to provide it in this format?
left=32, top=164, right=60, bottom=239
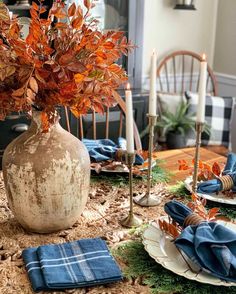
left=185, top=92, right=234, bottom=147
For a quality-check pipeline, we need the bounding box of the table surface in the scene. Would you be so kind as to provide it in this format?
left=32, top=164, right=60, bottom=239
left=157, top=147, right=226, bottom=185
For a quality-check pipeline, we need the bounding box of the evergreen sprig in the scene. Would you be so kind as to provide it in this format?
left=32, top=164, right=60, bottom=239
left=114, top=241, right=236, bottom=294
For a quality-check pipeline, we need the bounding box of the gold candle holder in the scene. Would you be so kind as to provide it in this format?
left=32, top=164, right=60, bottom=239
left=192, top=122, right=204, bottom=193
left=120, top=152, right=143, bottom=228
left=134, top=114, right=161, bottom=207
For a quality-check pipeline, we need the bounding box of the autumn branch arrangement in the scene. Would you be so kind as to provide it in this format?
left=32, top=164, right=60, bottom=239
left=0, top=0, right=134, bottom=129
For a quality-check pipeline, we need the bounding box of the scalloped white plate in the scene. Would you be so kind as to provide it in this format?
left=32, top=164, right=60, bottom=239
left=184, top=176, right=236, bottom=205
left=142, top=218, right=236, bottom=286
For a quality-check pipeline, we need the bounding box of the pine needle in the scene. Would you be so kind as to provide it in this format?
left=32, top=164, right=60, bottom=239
left=113, top=241, right=236, bottom=294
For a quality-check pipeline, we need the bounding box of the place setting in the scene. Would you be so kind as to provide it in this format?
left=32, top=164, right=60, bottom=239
left=1, top=0, right=236, bottom=293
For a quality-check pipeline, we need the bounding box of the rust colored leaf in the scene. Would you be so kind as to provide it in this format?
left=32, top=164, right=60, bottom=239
left=5, top=65, right=16, bottom=78
left=59, top=53, right=74, bottom=65
left=39, top=7, right=47, bottom=14
left=71, top=16, right=83, bottom=29
left=84, top=0, right=91, bottom=10
left=67, top=61, right=87, bottom=73
left=53, top=8, right=67, bottom=18
left=55, top=22, right=67, bottom=29
left=32, top=2, right=38, bottom=11
left=68, top=3, right=76, bottom=17
left=29, top=77, right=38, bottom=93
left=212, top=162, right=221, bottom=177
left=208, top=207, right=220, bottom=220
left=12, top=88, right=25, bottom=97
left=74, top=73, right=85, bottom=83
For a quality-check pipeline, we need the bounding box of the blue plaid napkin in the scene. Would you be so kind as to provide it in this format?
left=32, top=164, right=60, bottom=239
left=82, top=137, right=144, bottom=165
left=22, top=238, right=122, bottom=292
left=175, top=222, right=236, bottom=282
left=222, top=153, right=236, bottom=175
left=197, top=152, right=236, bottom=193
left=164, top=200, right=236, bottom=282
left=164, top=200, right=193, bottom=227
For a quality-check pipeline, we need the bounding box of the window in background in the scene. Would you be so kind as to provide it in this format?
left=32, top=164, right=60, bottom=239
left=92, top=0, right=129, bottom=72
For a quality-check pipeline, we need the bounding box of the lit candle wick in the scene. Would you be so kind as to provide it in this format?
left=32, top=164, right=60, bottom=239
left=126, top=83, right=131, bottom=90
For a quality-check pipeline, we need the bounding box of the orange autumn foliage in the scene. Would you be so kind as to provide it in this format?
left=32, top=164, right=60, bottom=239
left=0, top=0, right=134, bottom=129
left=178, top=159, right=222, bottom=181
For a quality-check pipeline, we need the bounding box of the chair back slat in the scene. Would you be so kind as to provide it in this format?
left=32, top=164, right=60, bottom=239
left=173, top=56, right=177, bottom=93
left=105, top=107, right=109, bottom=139
left=164, top=63, right=170, bottom=92
left=159, top=75, right=163, bottom=92
left=190, top=57, right=194, bottom=91
left=156, top=50, right=218, bottom=96
left=79, top=115, right=84, bottom=139
left=119, top=111, right=123, bottom=137
left=182, top=55, right=185, bottom=93
left=92, top=110, right=96, bottom=140
left=63, top=95, right=142, bottom=151
left=206, top=73, right=210, bottom=94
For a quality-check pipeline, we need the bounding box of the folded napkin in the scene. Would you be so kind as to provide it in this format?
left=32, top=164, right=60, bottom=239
left=163, top=200, right=193, bottom=227
left=197, top=152, right=236, bottom=194
left=222, top=153, right=236, bottom=175
left=197, top=172, right=236, bottom=194
left=164, top=200, right=236, bottom=282
left=22, top=238, right=122, bottom=292
left=82, top=137, right=144, bottom=165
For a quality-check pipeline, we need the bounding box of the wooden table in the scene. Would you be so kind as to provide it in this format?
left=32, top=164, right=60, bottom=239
left=157, top=147, right=226, bottom=185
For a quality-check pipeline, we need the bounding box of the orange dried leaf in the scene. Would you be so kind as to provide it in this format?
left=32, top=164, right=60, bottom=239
left=68, top=3, right=76, bottom=17
left=29, top=77, right=38, bottom=93
left=212, top=162, right=221, bottom=177
left=84, top=0, right=91, bottom=10
left=71, top=17, right=83, bottom=29
left=32, top=2, right=38, bottom=11
left=12, top=88, right=25, bottom=97
left=208, top=207, right=220, bottom=220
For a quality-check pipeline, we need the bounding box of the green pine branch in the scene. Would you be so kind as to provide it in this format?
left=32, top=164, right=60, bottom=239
left=113, top=241, right=236, bottom=294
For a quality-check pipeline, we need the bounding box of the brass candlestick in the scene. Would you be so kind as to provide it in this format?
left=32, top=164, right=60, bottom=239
left=120, top=152, right=143, bottom=228
left=134, top=114, right=161, bottom=207
left=192, top=122, right=204, bottom=193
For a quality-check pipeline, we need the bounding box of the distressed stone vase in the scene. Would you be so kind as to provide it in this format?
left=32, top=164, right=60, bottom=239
left=2, top=111, right=90, bottom=233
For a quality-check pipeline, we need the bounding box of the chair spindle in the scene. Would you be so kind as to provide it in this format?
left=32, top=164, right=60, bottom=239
left=92, top=110, right=96, bottom=140
left=105, top=107, right=109, bottom=139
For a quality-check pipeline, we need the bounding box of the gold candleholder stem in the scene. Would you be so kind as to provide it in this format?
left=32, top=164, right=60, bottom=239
left=134, top=114, right=161, bottom=207
left=120, top=153, right=142, bottom=227
left=192, top=122, right=203, bottom=193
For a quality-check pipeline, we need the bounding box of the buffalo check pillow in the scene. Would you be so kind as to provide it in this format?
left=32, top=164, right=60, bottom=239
left=185, top=92, right=234, bottom=147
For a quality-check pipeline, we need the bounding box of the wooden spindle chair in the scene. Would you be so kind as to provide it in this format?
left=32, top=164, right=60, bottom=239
left=63, top=94, right=142, bottom=151
left=156, top=50, right=218, bottom=96
left=156, top=50, right=230, bottom=156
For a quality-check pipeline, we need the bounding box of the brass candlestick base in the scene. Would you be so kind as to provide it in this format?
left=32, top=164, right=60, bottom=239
left=192, top=122, right=204, bottom=193
left=120, top=211, right=143, bottom=228
left=120, top=153, right=142, bottom=228
left=134, top=114, right=160, bottom=207
left=133, top=192, right=161, bottom=207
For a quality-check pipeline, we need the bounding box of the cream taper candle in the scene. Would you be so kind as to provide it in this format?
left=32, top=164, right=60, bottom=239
left=197, top=54, right=207, bottom=123
left=149, top=49, right=157, bottom=116
left=125, top=83, right=134, bottom=154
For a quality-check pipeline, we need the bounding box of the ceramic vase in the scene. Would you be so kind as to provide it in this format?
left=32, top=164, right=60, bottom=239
left=2, top=111, right=90, bottom=233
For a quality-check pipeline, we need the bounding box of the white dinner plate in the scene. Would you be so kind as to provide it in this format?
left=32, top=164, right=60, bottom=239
left=184, top=176, right=236, bottom=205
left=142, top=217, right=236, bottom=286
